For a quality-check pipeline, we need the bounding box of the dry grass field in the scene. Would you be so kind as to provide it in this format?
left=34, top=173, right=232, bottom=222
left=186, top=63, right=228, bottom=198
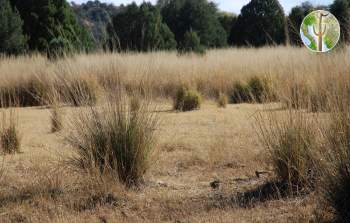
left=0, top=47, right=349, bottom=222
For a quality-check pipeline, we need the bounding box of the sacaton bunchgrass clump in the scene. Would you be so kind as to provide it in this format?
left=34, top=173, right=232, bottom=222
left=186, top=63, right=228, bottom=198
left=248, top=76, right=276, bottom=103
left=0, top=107, right=21, bottom=154
left=129, top=95, right=141, bottom=112
left=256, top=110, right=320, bottom=194
left=282, top=81, right=310, bottom=110
left=61, top=76, right=101, bottom=107
left=230, top=76, right=276, bottom=104
left=217, top=92, right=228, bottom=108
left=230, top=81, right=251, bottom=104
left=0, top=75, right=51, bottom=108
left=318, top=93, right=350, bottom=222
left=173, top=86, right=202, bottom=111
left=66, top=90, right=158, bottom=187
left=46, top=86, right=64, bottom=133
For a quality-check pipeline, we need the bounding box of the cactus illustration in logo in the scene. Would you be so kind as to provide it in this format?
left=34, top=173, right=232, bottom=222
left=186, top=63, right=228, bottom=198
left=313, top=11, right=328, bottom=52
left=300, top=10, right=340, bottom=52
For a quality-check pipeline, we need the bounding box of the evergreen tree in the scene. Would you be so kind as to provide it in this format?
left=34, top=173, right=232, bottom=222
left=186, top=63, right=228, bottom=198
left=288, top=2, right=314, bottom=45
left=0, top=0, right=26, bottom=55
left=231, top=0, right=287, bottom=47
left=181, top=30, right=205, bottom=54
left=218, top=12, right=237, bottom=42
left=10, top=0, right=94, bottom=54
left=159, top=0, right=227, bottom=48
left=330, top=0, right=350, bottom=43
left=108, top=2, right=176, bottom=51
left=72, top=1, right=121, bottom=45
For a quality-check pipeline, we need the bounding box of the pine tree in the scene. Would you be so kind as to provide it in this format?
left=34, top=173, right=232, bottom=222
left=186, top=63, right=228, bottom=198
left=288, top=2, right=314, bottom=46
left=330, top=0, right=350, bottom=43
left=0, top=0, right=26, bottom=55
left=231, top=0, right=287, bottom=47
left=109, top=2, right=177, bottom=51
left=219, top=12, right=237, bottom=42
left=160, top=0, right=227, bottom=48
left=181, top=30, right=205, bottom=54
left=10, top=0, right=94, bottom=54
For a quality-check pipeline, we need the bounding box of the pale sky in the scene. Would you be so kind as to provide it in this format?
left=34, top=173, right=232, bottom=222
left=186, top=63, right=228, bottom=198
left=73, top=0, right=334, bottom=13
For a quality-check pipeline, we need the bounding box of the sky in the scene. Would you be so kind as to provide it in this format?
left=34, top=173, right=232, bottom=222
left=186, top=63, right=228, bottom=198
left=73, top=0, right=334, bottom=13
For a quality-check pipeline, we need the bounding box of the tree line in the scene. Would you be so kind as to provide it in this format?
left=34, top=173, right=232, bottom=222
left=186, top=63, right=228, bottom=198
left=1, top=0, right=350, bottom=56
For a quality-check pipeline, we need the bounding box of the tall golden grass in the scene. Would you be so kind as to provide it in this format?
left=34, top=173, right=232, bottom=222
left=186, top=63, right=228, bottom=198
left=1, top=47, right=350, bottom=219
left=244, top=47, right=350, bottom=220
left=256, top=108, right=321, bottom=194
left=1, top=47, right=349, bottom=106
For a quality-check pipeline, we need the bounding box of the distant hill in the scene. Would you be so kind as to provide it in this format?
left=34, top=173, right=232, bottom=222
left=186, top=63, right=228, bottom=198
left=71, top=0, right=121, bottom=45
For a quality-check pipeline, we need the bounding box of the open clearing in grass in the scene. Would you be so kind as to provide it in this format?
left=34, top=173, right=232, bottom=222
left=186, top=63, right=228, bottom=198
left=0, top=102, right=315, bottom=223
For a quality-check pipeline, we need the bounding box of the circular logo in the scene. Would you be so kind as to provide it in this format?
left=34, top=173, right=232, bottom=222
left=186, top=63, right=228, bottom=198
left=300, top=10, right=340, bottom=52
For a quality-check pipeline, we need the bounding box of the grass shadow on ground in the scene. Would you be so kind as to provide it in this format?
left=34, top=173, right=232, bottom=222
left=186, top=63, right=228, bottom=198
left=236, top=181, right=289, bottom=208
left=236, top=180, right=311, bottom=208
left=154, top=109, right=175, bottom=113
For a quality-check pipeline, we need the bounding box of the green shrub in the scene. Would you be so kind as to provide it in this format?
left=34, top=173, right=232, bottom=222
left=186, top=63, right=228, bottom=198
left=248, top=76, right=276, bottom=103
left=230, top=81, right=251, bottom=103
left=230, top=76, right=276, bottom=104
left=66, top=92, right=158, bottom=187
left=48, top=37, right=71, bottom=59
left=180, top=30, right=206, bottom=55
left=0, top=0, right=27, bottom=55
left=174, top=86, right=186, bottom=110
left=173, top=87, right=202, bottom=111
left=217, top=93, right=228, bottom=108
left=248, top=76, right=265, bottom=103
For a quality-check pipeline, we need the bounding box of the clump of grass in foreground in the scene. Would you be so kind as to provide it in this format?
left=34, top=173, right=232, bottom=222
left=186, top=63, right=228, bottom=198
left=256, top=110, right=320, bottom=194
left=318, top=96, right=350, bottom=222
left=66, top=91, right=158, bottom=187
left=217, top=92, right=228, bottom=108
left=173, top=86, right=202, bottom=111
left=0, top=109, right=21, bottom=154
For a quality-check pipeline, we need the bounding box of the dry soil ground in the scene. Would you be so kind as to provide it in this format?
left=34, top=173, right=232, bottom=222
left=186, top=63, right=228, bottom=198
left=0, top=102, right=315, bottom=223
